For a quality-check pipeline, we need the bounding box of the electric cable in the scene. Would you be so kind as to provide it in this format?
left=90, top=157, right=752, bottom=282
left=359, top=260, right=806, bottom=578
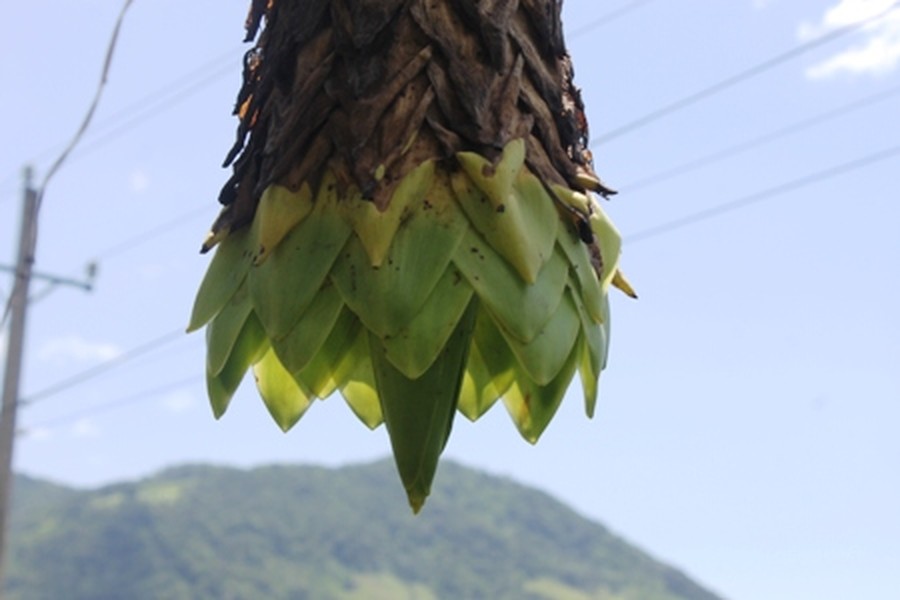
left=20, top=374, right=200, bottom=433
left=20, top=143, right=900, bottom=424
left=627, top=143, right=900, bottom=243
left=9, top=5, right=900, bottom=428
left=93, top=204, right=211, bottom=261
left=0, top=46, right=241, bottom=194
left=36, top=0, right=136, bottom=211
left=19, top=327, right=187, bottom=406
left=72, top=60, right=237, bottom=162
left=593, top=1, right=900, bottom=144
left=0, top=0, right=135, bottom=333
left=621, top=83, right=900, bottom=193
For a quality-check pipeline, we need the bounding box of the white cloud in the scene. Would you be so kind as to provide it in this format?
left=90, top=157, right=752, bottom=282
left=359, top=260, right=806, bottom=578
left=753, top=0, right=776, bottom=9
left=72, top=418, right=100, bottom=438
left=38, top=335, right=122, bottom=363
left=129, top=168, right=150, bottom=193
left=161, top=390, right=196, bottom=414
left=800, top=1, right=900, bottom=79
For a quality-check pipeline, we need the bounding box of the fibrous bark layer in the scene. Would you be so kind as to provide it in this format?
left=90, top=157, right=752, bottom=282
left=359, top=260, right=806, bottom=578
left=210, top=0, right=613, bottom=241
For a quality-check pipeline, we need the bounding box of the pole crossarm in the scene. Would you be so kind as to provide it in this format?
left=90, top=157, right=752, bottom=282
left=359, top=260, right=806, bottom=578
left=0, top=265, right=95, bottom=292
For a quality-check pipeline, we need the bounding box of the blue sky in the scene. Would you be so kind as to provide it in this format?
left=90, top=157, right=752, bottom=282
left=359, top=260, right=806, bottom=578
left=2, top=1, right=899, bottom=598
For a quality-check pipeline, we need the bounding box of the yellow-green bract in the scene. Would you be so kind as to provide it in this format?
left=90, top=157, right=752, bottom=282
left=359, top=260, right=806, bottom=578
left=189, top=139, right=623, bottom=512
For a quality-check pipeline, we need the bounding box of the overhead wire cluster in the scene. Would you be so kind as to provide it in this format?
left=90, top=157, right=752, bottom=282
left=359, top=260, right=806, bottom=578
left=9, top=0, right=900, bottom=433
left=591, top=0, right=900, bottom=144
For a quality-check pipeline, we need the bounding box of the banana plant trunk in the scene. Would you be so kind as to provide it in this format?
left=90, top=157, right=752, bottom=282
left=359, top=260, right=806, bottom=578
left=189, top=0, right=631, bottom=512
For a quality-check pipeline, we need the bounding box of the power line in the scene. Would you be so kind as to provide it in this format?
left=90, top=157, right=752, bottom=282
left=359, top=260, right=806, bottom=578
left=621, top=83, right=900, bottom=193
left=0, top=47, right=241, bottom=193
left=16, top=147, right=900, bottom=428
left=93, top=204, right=211, bottom=261
left=593, top=1, right=900, bottom=144
left=73, top=48, right=238, bottom=152
left=19, top=327, right=187, bottom=407
left=1, top=0, right=134, bottom=378
left=72, top=86, right=900, bottom=290
left=7, top=5, right=897, bottom=432
left=1, top=0, right=128, bottom=360
left=20, top=374, right=200, bottom=433
left=72, top=60, right=236, bottom=162
left=626, top=142, right=900, bottom=243
left=1, top=1, right=134, bottom=567
left=36, top=0, right=136, bottom=211
left=568, top=0, right=660, bottom=38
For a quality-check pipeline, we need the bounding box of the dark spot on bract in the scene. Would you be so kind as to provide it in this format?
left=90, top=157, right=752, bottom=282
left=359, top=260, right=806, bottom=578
left=578, top=219, right=593, bottom=243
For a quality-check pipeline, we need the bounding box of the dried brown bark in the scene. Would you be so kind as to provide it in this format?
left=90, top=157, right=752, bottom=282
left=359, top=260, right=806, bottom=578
left=210, top=0, right=613, bottom=242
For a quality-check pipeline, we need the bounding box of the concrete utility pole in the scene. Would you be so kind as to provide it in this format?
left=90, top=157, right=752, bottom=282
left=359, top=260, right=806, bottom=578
left=0, top=168, right=39, bottom=592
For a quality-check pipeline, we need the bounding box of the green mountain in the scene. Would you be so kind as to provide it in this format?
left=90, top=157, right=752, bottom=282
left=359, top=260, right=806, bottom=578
left=5, top=460, right=723, bottom=600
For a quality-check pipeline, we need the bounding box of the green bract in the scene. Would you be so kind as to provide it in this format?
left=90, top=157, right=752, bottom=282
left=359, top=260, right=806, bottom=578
left=191, top=0, right=636, bottom=512
left=190, top=140, right=623, bottom=511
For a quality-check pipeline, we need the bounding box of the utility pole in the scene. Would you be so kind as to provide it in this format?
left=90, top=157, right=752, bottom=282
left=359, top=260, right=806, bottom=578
left=0, top=168, right=39, bottom=592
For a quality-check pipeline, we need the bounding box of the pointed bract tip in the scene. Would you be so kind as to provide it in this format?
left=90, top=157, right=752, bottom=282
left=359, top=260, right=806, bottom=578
left=408, top=492, right=427, bottom=515
left=575, top=169, right=617, bottom=197
left=612, top=270, right=638, bottom=299
left=201, top=229, right=227, bottom=254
